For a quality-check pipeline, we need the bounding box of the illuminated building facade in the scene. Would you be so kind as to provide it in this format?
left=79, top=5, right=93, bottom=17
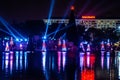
left=43, top=16, right=120, bottom=29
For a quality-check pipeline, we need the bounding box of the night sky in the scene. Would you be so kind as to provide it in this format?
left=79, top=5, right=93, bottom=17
left=0, top=0, right=120, bottom=23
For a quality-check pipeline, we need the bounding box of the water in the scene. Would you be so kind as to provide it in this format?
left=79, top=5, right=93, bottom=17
left=0, top=50, right=119, bottom=80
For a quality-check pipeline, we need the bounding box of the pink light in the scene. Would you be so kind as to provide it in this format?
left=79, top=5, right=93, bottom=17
left=10, top=60, right=13, bottom=74
left=86, top=44, right=90, bottom=52
left=101, top=41, right=105, bottom=51
left=20, top=43, right=23, bottom=50
left=87, top=55, right=90, bottom=67
left=58, top=51, right=61, bottom=72
left=58, top=39, right=62, bottom=46
left=101, top=55, right=104, bottom=69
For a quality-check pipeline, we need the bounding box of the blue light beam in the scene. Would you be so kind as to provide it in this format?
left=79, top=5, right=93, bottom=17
left=44, top=0, right=55, bottom=37
left=52, top=0, right=75, bottom=39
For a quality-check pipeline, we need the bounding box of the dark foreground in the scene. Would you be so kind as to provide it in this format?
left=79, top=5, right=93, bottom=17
left=0, top=50, right=119, bottom=80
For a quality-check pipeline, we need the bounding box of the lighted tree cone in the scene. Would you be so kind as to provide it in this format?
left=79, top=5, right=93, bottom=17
left=42, top=40, right=46, bottom=51
left=86, top=44, right=91, bottom=52
left=101, top=42, right=105, bottom=51
left=5, top=42, right=9, bottom=51
left=62, top=40, right=67, bottom=51
left=58, top=39, right=62, bottom=51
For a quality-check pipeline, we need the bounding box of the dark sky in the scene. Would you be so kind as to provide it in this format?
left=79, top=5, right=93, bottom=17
left=0, top=0, right=120, bottom=23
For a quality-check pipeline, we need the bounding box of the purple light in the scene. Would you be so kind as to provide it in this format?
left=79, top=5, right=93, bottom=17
left=58, top=51, right=61, bottom=72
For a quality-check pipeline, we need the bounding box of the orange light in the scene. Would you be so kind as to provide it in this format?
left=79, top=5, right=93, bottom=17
left=82, top=16, right=96, bottom=19
left=71, top=6, right=75, bottom=10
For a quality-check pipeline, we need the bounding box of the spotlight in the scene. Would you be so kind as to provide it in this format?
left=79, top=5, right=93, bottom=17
left=16, top=38, right=19, bottom=41
left=24, top=39, right=27, bottom=41
left=43, top=36, right=47, bottom=40
left=20, top=39, right=23, bottom=41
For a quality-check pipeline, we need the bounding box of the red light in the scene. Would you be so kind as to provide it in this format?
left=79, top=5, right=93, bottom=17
left=71, top=6, right=75, bottom=10
left=81, top=70, right=95, bottom=80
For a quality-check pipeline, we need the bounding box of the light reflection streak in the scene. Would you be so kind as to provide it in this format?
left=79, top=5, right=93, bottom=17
left=10, top=60, right=13, bottom=74
left=62, top=52, right=66, bottom=70
left=58, top=51, right=61, bottom=72
left=42, top=51, right=46, bottom=71
left=118, top=56, right=120, bottom=79
left=20, top=59, right=23, bottom=70
left=87, top=54, right=90, bottom=67
left=79, top=52, right=84, bottom=70
left=24, top=52, right=27, bottom=70
left=52, top=56, right=54, bottom=70
left=106, top=52, right=110, bottom=70
left=101, top=54, right=104, bottom=69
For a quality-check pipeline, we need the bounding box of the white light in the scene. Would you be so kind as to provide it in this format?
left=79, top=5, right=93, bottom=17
left=16, top=39, right=19, bottom=41
left=118, top=26, right=120, bottom=29
left=24, top=39, right=27, bottom=41
left=43, top=36, right=47, bottom=39
left=20, top=39, right=23, bottom=41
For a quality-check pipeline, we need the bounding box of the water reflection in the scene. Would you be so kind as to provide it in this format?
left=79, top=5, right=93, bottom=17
left=58, top=51, right=61, bottom=72
left=106, top=52, right=110, bottom=70
left=0, top=50, right=119, bottom=80
left=2, top=51, right=28, bottom=77
left=42, top=51, right=46, bottom=71
left=62, top=51, right=66, bottom=70
left=116, top=51, right=120, bottom=79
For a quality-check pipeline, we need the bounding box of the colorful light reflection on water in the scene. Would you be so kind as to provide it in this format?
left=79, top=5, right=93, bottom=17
left=0, top=50, right=119, bottom=80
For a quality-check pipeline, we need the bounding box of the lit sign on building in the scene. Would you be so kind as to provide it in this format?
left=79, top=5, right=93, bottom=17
left=82, top=16, right=96, bottom=19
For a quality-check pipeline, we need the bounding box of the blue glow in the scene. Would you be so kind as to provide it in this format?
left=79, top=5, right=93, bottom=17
left=24, top=52, right=27, bottom=70
left=24, top=39, right=27, bottom=41
left=118, top=56, right=120, bottom=79
left=45, top=0, right=55, bottom=37
left=79, top=52, right=84, bottom=70
left=0, top=17, right=17, bottom=38
left=52, top=57, right=54, bottom=70
left=20, top=39, right=23, bottom=41
left=16, top=51, right=19, bottom=60
left=2, top=57, right=4, bottom=70
left=0, top=28, right=11, bottom=35
left=106, top=53, right=110, bottom=70
left=43, top=36, right=47, bottom=40
left=20, top=51, right=23, bottom=60
left=16, top=38, right=19, bottom=41
left=47, top=24, right=72, bottom=37
left=20, top=59, right=23, bottom=70
left=16, top=59, right=18, bottom=70
left=9, top=25, right=25, bottom=39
